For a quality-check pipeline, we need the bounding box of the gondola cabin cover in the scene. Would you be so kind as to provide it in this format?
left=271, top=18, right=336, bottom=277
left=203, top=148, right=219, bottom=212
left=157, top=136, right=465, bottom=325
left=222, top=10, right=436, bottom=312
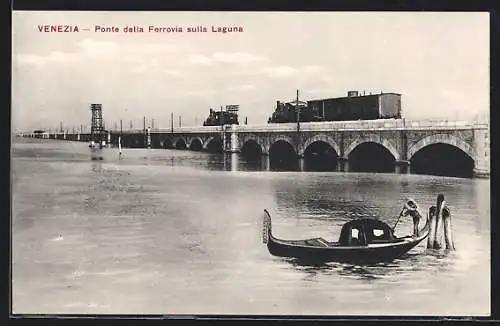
left=338, top=219, right=396, bottom=246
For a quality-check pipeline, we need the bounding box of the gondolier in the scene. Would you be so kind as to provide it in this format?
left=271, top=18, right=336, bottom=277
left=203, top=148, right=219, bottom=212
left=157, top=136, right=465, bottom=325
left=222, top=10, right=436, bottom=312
left=401, top=198, right=425, bottom=237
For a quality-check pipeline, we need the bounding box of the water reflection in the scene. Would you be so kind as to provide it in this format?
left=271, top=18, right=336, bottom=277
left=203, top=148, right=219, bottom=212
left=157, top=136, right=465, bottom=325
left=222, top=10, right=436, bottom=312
left=230, top=153, right=239, bottom=172
left=91, top=162, right=103, bottom=173
left=90, top=148, right=104, bottom=161
left=203, top=153, right=275, bottom=172
left=238, top=156, right=270, bottom=172
left=270, top=158, right=300, bottom=172
left=206, top=153, right=226, bottom=171
left=285, top=247, right=459, bottom=282
left=288, top=258, right=395, bottom=281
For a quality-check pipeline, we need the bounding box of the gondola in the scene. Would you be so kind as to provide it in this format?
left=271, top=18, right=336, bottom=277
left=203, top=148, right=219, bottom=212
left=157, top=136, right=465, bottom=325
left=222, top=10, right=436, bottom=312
left=262, top=205, right=430, bottom=264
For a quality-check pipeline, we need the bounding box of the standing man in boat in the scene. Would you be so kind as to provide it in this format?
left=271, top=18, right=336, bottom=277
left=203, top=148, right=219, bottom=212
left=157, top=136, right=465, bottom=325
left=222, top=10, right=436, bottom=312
left=402, top=198, right=425, bottom=237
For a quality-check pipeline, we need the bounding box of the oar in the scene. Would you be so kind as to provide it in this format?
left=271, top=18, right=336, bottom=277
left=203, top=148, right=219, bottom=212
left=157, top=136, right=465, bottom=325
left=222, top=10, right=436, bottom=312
left=391, top=207, right=406, bottom=231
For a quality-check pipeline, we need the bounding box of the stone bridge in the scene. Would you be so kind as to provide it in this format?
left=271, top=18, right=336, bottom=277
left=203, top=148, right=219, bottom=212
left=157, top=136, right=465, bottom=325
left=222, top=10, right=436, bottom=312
left=231, top=119, right=489, bottom=177
left=21, top=118, right=490, bottom=177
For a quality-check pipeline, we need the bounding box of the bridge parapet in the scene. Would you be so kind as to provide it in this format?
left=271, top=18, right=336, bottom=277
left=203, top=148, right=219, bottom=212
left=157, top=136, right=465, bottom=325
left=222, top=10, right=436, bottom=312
left=236, top=119, right=487, bottom=133
left=27, top=118, right=488, bottom=137
left=116, top=126, right=224, bottom=134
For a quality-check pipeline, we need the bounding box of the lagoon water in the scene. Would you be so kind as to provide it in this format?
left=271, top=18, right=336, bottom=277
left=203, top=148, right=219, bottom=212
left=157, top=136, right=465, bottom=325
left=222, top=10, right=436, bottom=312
left=11, top=138, right=490, bottom=316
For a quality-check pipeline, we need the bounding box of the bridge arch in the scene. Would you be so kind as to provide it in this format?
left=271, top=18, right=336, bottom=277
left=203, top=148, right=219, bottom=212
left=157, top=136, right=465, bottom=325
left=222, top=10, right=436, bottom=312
left=408, top=134, right=475, bottom=161
left=203, top=135, right=224, bottom=153
left=345, top=136, right=400, bottom=161
left=203, top=136, right=219, bottom=149
left=240, top=137, right=266, bottom=156
left=300, top=134, right=340, bottom=156
left=188, top=137, right=204, bottom=151
left=173, top=137, right=187, bottom=149
left=266, top=135, right=295, bottom=154
left=268, top=135, right=298, bottom=171
left=163, top=138, right=173, bottom=149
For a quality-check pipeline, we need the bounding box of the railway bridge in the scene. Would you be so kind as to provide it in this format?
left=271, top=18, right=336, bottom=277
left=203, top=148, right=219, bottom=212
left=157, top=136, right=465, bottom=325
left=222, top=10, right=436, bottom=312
left=20, top=118, right=490, bottom=178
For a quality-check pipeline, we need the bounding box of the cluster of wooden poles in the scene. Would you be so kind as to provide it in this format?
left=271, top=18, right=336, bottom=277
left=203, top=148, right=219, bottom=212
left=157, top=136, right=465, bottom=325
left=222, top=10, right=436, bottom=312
left=427, top=194, right=455, bottom=250
left=402, top=194, right=455, bottom=250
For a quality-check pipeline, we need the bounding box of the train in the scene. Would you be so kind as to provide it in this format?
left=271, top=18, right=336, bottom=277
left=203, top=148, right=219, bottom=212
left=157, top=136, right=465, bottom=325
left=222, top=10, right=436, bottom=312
left=268, top=91, right=402, bottom=123
left=203, top=106, right=240, bottom=126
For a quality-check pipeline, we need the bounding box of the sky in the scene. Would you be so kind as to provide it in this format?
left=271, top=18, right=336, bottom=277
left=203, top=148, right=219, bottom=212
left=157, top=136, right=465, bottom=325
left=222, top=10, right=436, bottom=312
left=12, top=11, right=489, bottom=132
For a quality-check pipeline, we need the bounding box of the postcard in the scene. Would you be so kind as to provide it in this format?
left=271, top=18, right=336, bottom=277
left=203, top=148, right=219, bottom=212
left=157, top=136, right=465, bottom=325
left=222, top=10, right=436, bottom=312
left=11, top=11, right=490, bottom=317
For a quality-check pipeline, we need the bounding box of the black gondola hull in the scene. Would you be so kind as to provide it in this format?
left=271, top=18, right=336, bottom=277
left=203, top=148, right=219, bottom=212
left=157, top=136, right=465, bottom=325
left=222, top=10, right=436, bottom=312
left=262, top=209, right=429, bottom=264
left=267, top=236, right=425, bottom=264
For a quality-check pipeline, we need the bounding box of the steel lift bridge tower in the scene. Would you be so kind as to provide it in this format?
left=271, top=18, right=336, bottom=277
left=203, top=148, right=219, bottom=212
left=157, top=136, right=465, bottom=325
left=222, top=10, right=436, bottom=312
left=90, top=104, right=106, bottom=148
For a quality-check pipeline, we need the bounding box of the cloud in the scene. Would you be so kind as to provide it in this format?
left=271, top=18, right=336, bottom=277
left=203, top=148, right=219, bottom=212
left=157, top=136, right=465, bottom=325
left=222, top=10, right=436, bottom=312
left=16, top=39, right=179, bottom=68
left=261, top=65, right=297, bottom=78
left=228, top=64, right=327, bottom=80
left=307, top=88, right=331, bottom=94
left=15, top=39, right=116, bottom=67
left=188, top=54, right=213, bottom=65
left=237, top=65, right=319, bottom=79
left=130, top=64, right=149, bottom=73
left=300, top=65, right=324, bottom=74
left=15, top=41, right=267, bottom=79
left=123, top=43, right=177, bottom=55
left=15, top=54, right=46, bottom=65
left=212, top=52, right=268, bottom=64
left=164, top=69, right=183, bottom=77
left=15, top=51, right=79, bottom=66
left=76, top=39, right=118, bottom=56
left=183, top=89, right=217, bottom=96
left=227, top=84, right=255, bottom=91
left=185, top=52, right=268, bottom=67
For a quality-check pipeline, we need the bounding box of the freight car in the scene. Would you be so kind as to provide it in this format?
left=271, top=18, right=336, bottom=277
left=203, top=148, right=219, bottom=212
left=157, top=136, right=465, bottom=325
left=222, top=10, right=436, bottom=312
left=268, top=91, right=402, bottom=123
left=203, top=108, right=239, bottom=126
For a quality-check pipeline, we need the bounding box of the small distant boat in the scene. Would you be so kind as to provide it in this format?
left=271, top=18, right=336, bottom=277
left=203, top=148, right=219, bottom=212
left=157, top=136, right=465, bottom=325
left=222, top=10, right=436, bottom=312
left=262, top=209, right=430, bottom=264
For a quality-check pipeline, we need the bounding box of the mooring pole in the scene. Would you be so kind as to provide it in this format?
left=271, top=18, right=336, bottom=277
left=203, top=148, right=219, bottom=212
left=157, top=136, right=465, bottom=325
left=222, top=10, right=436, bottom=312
left=147, top=126, right=151, bottom=149
left=296, top=89, right=300, bottom=133
left=443, top=206, right=455, bottom=250
left=427, top=207, right=437, bottom=249
left=118, top=135, right=122, bottom=159
left=295, top=89, right=301, bottom=156
left=221, top=106, right=226, bottom=152
left=434, top=198, right=445, bottom=249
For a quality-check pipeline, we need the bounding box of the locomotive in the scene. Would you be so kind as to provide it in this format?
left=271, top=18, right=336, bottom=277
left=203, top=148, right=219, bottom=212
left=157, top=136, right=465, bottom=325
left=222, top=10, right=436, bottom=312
left=203, top=106, right=239, bottom=126
left=268, top=91, right=402, bottom=123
